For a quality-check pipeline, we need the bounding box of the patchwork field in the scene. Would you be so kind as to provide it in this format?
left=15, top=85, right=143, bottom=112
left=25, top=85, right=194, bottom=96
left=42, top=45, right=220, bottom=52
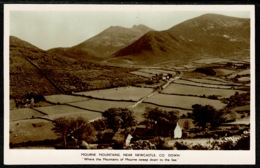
left=144, top=93, right=226, bottom=110
left=68, top=99, right=134, bottom=112
left=75, top=86, right=153, bottom=101
left=161, top=83, right=244, bottom=98
left=10, top=108, right=45, bottom=121
left=45, top=94, right=89, bottom=104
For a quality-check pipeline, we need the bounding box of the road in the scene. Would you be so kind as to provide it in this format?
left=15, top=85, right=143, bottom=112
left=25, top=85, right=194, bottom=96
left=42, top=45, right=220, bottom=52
left=128, top=72, right=182, bottom=109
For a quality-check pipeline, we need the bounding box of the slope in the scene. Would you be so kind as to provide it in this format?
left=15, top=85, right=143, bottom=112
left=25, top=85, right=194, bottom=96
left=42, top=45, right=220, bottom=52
left=111, top=14, right=250, bottom=65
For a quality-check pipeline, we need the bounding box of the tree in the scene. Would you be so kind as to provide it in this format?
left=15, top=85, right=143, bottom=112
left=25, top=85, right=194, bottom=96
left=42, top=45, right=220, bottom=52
left=102, top=108, right=136, bottom=132
left=192, top=104, right=224, bottom=130
left=143, top=107, right=179, bottom=137
left=52, top=117, right=96, bottom=147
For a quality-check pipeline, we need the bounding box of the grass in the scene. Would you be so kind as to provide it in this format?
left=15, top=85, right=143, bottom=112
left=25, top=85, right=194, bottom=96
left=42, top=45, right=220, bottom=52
left=34, top=105, right=91, bottom=115
left=130, top=71, right=153, bottom=78
left=42, top=111, right=102, bottom=121
left=162, top=83, right=245, bottom=98
left=233, top=105, right=250, bottom=112
left=75, top=86, right=153, bottom=101
left=183, top=78, right=235, bottom=85
left=238, top=77, right=250, bottom=82
left=10, top=108, right=45, bottom=121
left=174, top=79, right=232, bottom=89
left=144, top=93, right=226, bottom=110
left=44, top=94, right=89, bottom=104
left=68, top=99, right=134, bottom=112
left=227, top=69, right=250, bottom=79
left=10, top=119, right=58, bottom=144
left=214, top=68, right=236, bottom=76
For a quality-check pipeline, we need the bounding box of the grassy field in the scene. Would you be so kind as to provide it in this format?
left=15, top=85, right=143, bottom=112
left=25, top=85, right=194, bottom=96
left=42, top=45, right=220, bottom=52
left=162, top=83, right=244, bottom=98
left=68, top=99, right=134, bottom=112
left=227, top=69, right=250, bottom=79
left=10, top=119, right=58, bottom=144
left=75, top=86, right=153, bottom=101
left=42, top=111, right=102, bottom=121
left=183, top=78, right=236, bottom=85
left=44, top=94, right=89, bottom=104
left=238, top=77, right=250, bottom=82
left=144, top=93, right=226, bottom=110
left=214, top=68, right=237, bottom=76
left=233, top=105, right=250, bottom=112
left=10, top=108, right=45, bottom=121
left=132, top=102, right=192, bottom=122
left=34, top=105, right=91, bottom=115
left=130, top=71, right=153, bottom=78
left=139, top=68, right=175, bottom=75
left=174, top=79, right=232, bottom=89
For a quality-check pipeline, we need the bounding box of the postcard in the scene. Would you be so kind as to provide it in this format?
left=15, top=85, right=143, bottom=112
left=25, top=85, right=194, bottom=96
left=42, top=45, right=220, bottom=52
left=4, top=4, right=255, bottom=165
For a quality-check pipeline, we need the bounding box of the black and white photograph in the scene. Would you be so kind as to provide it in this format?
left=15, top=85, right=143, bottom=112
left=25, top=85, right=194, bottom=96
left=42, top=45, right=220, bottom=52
left=4, top=4, right=255, bottom=165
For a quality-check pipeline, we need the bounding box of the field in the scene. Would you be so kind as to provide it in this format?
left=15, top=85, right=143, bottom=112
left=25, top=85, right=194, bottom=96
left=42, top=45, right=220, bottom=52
left=130, top=71, right=153, bottom=78
left=75, top=86, right=153, bottom=101
left=161, top=83, right=245, bottom=98
left=182, top=78, right=236, bottom=86
left=192, top=58, right=230, bottom=64
left=132, top=102, right=191, bottom=122
left=227, top=69, right=250, bottom=79
left=173, top=79, right=232, bottom=89
left=10, top=119, right=58, bottom=144
left=144, top=93, right=226, bottom=110
left=213, top=68, right=236, bottom=76
left=10, top=108, right=45, bottom=121
left=33, top=104, right=101, bottom=121
left=68, top=99, right=134, bottom=112
left=238, top=77, right=250, bottom=82
left=44, top=94, right=89, bottom=104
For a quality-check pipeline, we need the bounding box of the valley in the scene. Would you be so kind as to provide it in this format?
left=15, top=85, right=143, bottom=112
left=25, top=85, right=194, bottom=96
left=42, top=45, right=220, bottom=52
left=9, top=13, right=251, bottom=150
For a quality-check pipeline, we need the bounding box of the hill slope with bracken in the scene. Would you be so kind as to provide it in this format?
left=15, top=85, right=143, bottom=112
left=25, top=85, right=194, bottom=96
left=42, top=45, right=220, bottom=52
left=10, top=36, right=59, bottom=98
left=47, top=24, right=153, bottom=60
left=10, top=36, right=147, bottom=98
left=111, top=14, right=250, bottom=65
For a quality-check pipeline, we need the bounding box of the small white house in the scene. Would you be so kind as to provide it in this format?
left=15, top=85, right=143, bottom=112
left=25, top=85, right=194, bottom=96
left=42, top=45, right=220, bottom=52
left=174, top=123, right=182, bottom=139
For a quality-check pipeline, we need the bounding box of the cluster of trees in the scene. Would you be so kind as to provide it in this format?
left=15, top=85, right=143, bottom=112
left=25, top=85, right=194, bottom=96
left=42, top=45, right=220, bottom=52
left=191, top=104, right=230, bottom=130
left=142, top=107, right=179, bottom=138
left=52, top=117, right=96, bottom=147
left=102, top=108, right=137, bottom=132
left=222, top=92, right=250, bottom=108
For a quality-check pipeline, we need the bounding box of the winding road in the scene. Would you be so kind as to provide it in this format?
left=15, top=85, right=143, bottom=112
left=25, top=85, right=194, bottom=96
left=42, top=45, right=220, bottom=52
left=128, top=72, right=182, bottom=109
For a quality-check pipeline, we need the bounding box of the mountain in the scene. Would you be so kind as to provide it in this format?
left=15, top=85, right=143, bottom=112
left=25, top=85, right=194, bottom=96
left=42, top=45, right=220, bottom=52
left=111, top=14, right=250, bottom=65
left=48, top=24, right=154, bottom=59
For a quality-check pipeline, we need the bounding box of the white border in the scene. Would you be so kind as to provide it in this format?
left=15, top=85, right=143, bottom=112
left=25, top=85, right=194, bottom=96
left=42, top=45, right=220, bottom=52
left=4, top=4, right=255, bottom=165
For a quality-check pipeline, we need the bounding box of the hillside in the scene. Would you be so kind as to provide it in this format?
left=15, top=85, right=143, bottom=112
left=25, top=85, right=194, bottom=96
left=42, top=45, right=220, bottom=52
left=48, top=24, right=153, bottom=60
left=10, top=36, right=147, bottom=99
left=10, top=36, right=59, bottom=98
left=112, top=14, right=250, bottom=65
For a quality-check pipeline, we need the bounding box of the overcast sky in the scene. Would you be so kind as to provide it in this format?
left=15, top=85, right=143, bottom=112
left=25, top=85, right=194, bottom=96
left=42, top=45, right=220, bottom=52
left=8, top=5, right=251, bottom=50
